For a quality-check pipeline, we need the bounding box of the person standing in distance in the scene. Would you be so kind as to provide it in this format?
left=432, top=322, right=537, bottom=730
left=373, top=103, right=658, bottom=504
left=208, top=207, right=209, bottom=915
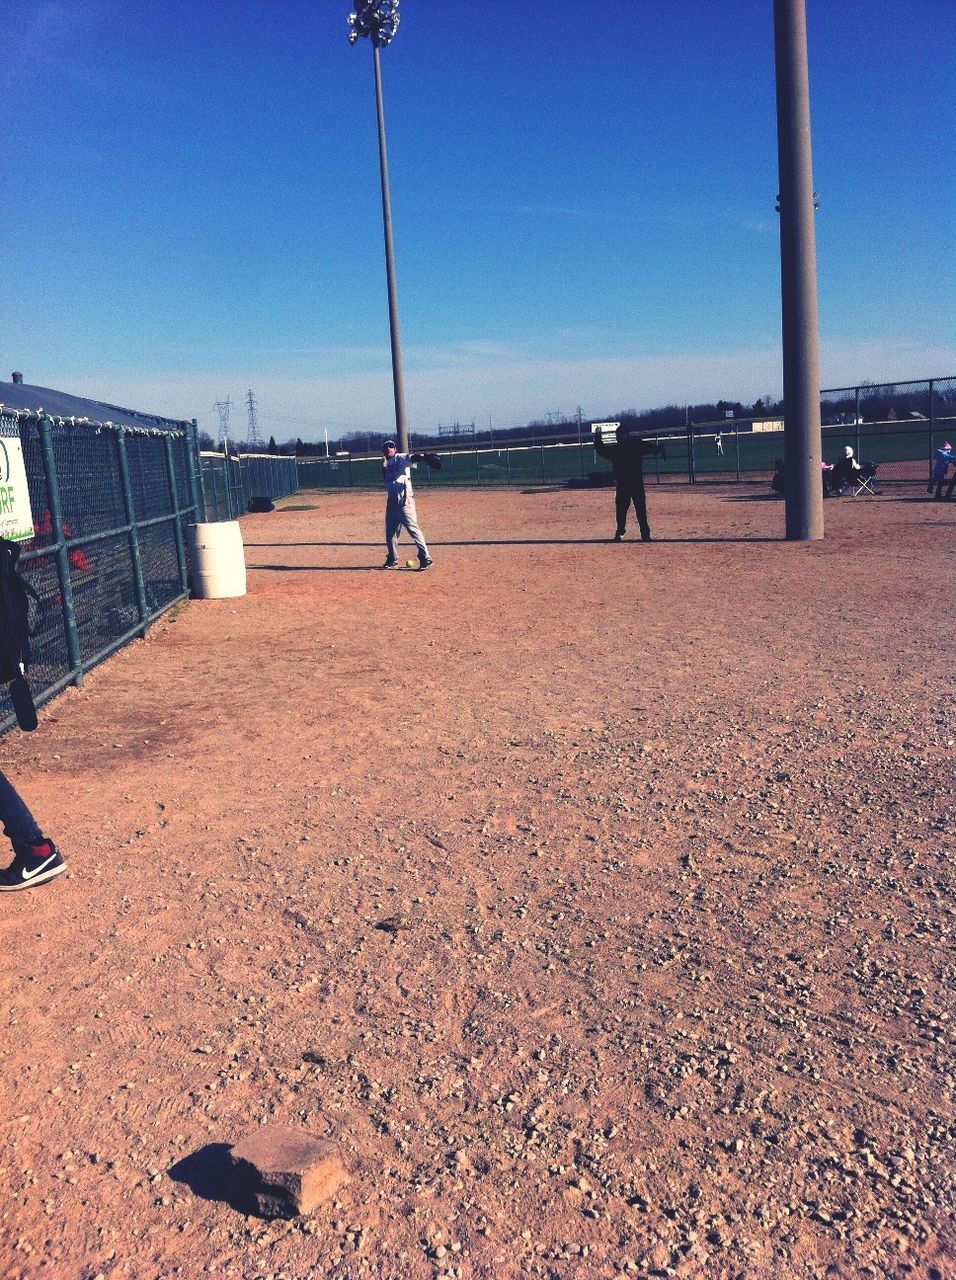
left=381, top=439, right=434, bottom=570
left=928, top=441, right=955, bottom=500
left=593, top=423, right=667, bottom=542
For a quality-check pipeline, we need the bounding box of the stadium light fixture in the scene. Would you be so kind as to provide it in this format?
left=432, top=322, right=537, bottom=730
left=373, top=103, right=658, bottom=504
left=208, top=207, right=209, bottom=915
left=348, top=0, right=410, bottom=452
left=348, top=0, right=400, bottom=47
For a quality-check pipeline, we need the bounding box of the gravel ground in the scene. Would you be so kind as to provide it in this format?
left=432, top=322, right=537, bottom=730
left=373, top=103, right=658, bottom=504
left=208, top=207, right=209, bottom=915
left=0, top=484, right=953, bottom=1280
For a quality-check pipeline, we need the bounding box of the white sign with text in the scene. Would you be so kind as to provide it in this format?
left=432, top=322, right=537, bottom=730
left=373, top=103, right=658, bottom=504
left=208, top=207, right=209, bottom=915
left=0, top=437, right=35, bottom=541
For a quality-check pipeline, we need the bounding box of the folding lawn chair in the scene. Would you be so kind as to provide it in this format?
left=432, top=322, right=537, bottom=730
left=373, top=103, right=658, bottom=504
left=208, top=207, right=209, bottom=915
left=850, top=462, right=878, bottom=497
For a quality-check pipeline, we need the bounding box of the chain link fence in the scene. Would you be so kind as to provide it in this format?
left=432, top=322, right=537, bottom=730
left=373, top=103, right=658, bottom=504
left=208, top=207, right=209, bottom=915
left=1, top=410, right=204, bottom=734
left=1, top=420, right=300, bottom=732
left=818, top=376, right=956, bottom=484
left=296, top=437, right=689, bottom=490
left=689, top=376, right=956, bottom=485
left=297, top=376, right=955, bottom=492
left=199, top=452, right=299, bottom=520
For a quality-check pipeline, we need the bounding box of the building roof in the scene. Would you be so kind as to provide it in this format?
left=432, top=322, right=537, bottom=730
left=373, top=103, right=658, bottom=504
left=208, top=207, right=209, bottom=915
left=0, top=378, right=190, bottom=431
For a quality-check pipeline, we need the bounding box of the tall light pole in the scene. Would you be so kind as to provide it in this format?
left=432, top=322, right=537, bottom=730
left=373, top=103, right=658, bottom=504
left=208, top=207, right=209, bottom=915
left=774, top=0, right=823, bottom=540
left=348, top=0, right=410, bottom=453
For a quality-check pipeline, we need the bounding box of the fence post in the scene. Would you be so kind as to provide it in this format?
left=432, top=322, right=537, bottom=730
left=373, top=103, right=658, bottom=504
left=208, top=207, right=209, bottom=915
left=854, top=387, right=861, bottom=460
left=540, top=444, right=546, bottom=485
left=475, top=448, right=480, bottom=485
left=655, top=438, right=661, bottom=483
left=225, top=453, right=235, bottom=519
left=187, top=420, right=206, bottom=521
left=114, top=427, right=150, bottom=634
left=36, top=416, right=84, bottom=686
left=687, top=424, right=696, bottom=484
left=163, top=434, right=189, bottom=596
left=734, top=423, right=741, bottom=482
left=218, top=454, right=226, bottom=518
left=506, top=447, right=512, bottom=485
left=928, top=380, right=936, bottom=482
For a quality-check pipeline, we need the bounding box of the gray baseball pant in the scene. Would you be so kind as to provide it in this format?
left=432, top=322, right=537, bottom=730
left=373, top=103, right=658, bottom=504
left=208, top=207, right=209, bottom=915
left=386, top=493, right=429, bottom=562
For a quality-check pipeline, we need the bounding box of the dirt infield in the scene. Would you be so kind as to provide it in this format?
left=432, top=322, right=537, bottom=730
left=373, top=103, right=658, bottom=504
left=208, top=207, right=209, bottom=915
left=1, top=485, right=953, bottom=1280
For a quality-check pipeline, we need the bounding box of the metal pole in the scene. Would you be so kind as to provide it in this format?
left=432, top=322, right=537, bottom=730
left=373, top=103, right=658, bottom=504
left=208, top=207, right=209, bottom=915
left=372, top=44, right=410, bottom=453
left=928, top=379, right=936, bottom=484
left=774, top=0, right=824, bottom=540
left=187, top=419, right=206, bottom=521
left=854, top=386, right=861, bottom=459
left=222, top=445, right=233, bottom=519
left=163, top=435, right=189, bottom=596
left=37, top=416, right=83, bottom=685
left=114, top=428, right=150, bottom=632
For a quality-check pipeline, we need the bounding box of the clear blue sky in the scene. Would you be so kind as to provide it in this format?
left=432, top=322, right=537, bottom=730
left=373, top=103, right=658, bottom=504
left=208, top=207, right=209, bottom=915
left=3, top=0, right=954, bottom=443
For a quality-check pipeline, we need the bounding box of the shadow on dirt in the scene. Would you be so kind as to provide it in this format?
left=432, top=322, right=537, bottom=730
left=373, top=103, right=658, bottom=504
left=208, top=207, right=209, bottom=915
left=249, top=563, right=382, bottom=572
left=169, top=1143, right=247, bottom=1211
left=248, top=537, right=782, bottom=554
left=244, top=541, right=381, bottom=548
left=877, top=495, right=952, bottom=504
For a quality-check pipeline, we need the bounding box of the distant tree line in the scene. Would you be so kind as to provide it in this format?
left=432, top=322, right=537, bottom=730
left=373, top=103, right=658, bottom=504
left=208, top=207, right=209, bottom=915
left=197, top=379, right=955, bottom=457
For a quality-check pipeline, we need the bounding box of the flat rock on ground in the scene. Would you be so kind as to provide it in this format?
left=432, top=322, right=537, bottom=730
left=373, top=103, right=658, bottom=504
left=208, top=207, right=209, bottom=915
left=229, top=1124, right=347, bottom=1217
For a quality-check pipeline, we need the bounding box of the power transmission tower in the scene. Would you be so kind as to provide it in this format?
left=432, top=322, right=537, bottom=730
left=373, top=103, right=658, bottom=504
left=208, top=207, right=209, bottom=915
left=245, top=389, right=262, bottom=450
left=214, top=398, right=233, bottom=449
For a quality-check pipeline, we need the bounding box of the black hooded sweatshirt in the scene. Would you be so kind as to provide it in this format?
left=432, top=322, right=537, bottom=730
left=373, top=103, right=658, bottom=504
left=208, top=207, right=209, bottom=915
left=593, top=432, right=663, bottom=485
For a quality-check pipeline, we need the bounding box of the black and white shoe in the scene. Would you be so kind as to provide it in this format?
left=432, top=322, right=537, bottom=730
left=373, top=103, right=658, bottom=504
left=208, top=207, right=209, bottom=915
left=382, top=558, right=399, bottom=569
left=612, top=532, right=624, bottom=542
left=0, top=840, right=66, bottom=892
left=418, top=557, right=433, bottom=570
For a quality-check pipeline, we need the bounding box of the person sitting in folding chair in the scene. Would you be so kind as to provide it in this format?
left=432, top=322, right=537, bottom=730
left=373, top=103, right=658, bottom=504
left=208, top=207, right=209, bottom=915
left=831, top=446, right=877, bottom=496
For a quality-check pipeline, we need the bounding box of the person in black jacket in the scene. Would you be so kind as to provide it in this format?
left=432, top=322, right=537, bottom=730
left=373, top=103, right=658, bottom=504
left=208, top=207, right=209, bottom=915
left=593, top=423, right=666, bottom=542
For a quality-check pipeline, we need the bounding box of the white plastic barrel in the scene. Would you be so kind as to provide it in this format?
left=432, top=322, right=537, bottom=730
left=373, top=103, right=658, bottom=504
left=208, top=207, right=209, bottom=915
left=188, top=522, right=247, bottom=599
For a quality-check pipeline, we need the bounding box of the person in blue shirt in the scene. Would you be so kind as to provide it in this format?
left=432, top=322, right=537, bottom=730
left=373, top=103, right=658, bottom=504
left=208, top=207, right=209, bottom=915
left=381, top=440, right=433, bottom=570
left=928, top=442, right=955, bottom=501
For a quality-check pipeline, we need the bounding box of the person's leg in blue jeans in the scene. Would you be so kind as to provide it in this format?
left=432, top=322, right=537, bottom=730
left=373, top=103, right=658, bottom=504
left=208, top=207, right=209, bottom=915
left=0, top=766, right=65, bottom=891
